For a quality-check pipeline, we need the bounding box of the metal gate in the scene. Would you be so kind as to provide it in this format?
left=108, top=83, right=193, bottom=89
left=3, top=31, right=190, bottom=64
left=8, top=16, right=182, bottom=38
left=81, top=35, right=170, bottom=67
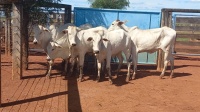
left=74, top=7, right=161, bottom=64
left=173, top=14, right=200, bottom=56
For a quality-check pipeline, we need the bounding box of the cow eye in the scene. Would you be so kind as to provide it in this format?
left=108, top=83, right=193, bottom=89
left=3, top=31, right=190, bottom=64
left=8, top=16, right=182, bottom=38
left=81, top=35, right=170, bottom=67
left=52, top=48, right=55, bottom=51
left=87, top=37, right=93, bottom=41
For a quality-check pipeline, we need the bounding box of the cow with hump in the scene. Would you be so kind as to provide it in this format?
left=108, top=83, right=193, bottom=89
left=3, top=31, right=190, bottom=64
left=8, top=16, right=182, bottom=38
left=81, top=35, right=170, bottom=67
left=108, top=20, right=176, bottom=81
left=93, top=28, right=132, bottom=84
left=32, top=23, right=75, bottom=78
left=63, top=26, right=106, bottom=82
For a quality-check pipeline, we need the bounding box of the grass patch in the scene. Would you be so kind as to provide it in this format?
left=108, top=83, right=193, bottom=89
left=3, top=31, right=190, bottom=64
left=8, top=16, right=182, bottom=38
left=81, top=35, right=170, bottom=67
left=176, top=37, right=190, bottom=42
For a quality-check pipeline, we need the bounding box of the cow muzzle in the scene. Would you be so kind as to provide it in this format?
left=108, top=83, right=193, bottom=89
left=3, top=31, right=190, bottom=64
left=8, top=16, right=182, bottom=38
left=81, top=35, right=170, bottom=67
left=94, top=50, right=99, bottom=54
left=72, top=43, right=76, bottom=46
left=33, top=41, right=38, bottom=44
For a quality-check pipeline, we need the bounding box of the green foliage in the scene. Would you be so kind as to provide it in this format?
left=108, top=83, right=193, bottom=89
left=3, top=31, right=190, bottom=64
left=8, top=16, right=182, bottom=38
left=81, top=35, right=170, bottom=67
left=88, top=0, right=129, bottom=9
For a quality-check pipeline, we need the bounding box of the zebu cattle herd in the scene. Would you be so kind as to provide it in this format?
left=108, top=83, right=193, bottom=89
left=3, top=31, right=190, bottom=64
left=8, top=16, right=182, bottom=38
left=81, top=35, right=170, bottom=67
left=33, top=20, right=176, bottom=84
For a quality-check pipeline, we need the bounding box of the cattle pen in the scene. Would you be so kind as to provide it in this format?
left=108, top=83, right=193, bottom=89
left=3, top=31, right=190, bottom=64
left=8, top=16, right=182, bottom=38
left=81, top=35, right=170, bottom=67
left=0, top=0, right=200, bottom=111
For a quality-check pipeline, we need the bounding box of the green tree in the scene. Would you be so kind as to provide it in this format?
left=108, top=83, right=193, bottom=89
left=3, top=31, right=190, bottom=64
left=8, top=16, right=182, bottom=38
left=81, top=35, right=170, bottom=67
left=88, top=0, right=129, bottom=9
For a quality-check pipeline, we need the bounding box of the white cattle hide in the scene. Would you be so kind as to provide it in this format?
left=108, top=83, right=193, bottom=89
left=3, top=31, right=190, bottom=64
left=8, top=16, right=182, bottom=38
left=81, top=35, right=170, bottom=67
left=108, top=20, right=176, bottom=80
left=62, top=24, right=93, bottom=47
left=79, top=23, right=93, bottom=30
left=33, top=25, right=73, bottom=77
left=33, top=25, right=52, bottom=53
left=94, top=29, right=132, bottom=83
left=33, top=23, right=74, bottom=44
left=68, top=27, right=105, bottom=82
left=50, top=23, right=74, bottom=41
left=46, top=36, right=72, bottom=77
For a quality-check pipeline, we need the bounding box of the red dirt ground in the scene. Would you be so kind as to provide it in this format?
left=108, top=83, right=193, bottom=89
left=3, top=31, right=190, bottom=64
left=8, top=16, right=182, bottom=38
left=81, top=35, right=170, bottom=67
left=0, top=43, right=200, bottom=112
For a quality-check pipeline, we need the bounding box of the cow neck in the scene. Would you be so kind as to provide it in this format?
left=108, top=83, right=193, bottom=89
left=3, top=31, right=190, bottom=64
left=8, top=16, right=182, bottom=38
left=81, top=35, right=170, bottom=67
left=120, top=24, right=130, bottom=32
left=55, top=36, right=70, bottom=47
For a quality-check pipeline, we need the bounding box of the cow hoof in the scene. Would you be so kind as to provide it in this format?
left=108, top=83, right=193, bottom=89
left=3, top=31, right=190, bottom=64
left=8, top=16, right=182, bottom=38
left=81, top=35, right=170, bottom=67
left=96, top=77, right=100, bottom=82
left=108, top=79, right=113, bottom=84
left=126, top=76, right=130, bottom=82
left=105, top=74, right=108, bottom=77
left=46, top=76, right=50, bottom=79
left=160, top=75, right=164, bottom=79
left=131, top=74, right=136, bottom=80
left=78, top=78, right=83, bottom=82
left=116, top=74, right=119, bottom=78
left=169, top=75, right=173, bottom=79
left=96, top=80, right=100, bottom=83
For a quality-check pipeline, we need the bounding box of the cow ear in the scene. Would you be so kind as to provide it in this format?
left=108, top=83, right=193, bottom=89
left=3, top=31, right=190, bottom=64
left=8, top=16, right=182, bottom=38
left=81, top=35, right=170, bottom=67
left=118, top=21, right=124, bottom=26
left=123, top=20, right=128, bottom=24
left=94, top=30, right=104, bottom=36
left=102, top=38, right=108, bottom=41
left=77, top=27, right=82, bottom=31
left=44, top=28, right=50, bottom=32
left=54, top=42, right=62, bottom=48
left=50, top=41, right=54, bottom=46
left=62, top=29, right=68, bottom=34
left=87, top=37, right=92, bottom=41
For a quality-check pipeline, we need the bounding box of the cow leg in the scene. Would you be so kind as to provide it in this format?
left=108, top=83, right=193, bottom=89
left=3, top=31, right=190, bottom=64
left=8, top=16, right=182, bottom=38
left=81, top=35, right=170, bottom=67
left=169, top=55, right=174, bottom=79
left=106, top=55, right=113, bottom=84
left=102, top=59, right=107, bottom=77
left=160, top=51, right=170, bottom=79
left=62, top=60, right=67, bottom=75
left=78, top=54, right=85, bottom=82
left=131, top=51, right=138, bottom=80
left=75, top=57, right=80, bottom=75
left=169, top=49, right=174, bottom=78
left=123, top=50, right=132, bottom=82
left=67, top=58, right=76, bottom=77
left=64, top=58, right=73, bottom=77
left=46, top=59, right=54, bottom=78
left=116, top=53, right=123, bottom=78
left=96, top=60, right=101, bottom=82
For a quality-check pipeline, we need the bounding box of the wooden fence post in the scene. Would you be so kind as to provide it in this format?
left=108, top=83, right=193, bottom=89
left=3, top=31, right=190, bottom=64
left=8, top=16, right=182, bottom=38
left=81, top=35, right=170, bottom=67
left=22, top=7, right=29, bottom=70
left=64, top=5, right=71, bottom=23
left=0, top=23, right=2, bottom=107
left=5, top=10, right=11, bottom=56
left=157, top=9, right=169, bottom=71
left=12, top=3, right=23, bottom=79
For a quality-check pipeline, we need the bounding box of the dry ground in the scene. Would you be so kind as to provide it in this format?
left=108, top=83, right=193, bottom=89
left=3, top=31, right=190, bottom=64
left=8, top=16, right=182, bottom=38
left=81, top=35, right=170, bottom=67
left=0, top=43, right=200, bottom=112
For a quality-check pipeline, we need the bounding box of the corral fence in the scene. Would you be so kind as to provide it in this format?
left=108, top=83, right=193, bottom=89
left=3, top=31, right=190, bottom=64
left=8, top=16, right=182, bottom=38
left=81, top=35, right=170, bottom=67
left=157, top=8, right=200, bottom=70
left=173, top=14, right=200, bottom=55
left=0, top=1, right=72, bottom=106
left=0, top=1, right=71, bottom=79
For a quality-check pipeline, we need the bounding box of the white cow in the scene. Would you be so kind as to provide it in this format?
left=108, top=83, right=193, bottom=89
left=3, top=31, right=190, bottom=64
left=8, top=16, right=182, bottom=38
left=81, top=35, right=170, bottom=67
left=108, top=20, right=176, bottom=81
left=93, top=29, right=132, bottom=83
left=46, top=36, right=73, bottom=77
left=33, top=25, right=73, bottom=77
left=63, top=26, right=106, bottom=82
